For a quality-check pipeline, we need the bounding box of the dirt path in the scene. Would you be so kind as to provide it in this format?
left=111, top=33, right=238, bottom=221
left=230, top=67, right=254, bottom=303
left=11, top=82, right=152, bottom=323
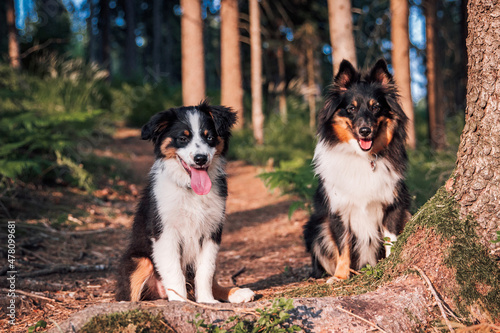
left=0, top=128, right=311, bottom=332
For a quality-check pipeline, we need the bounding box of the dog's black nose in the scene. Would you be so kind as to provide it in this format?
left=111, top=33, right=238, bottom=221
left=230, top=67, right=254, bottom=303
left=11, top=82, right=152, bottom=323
left=359, top=127, right=372, bottom=137
left=194, top=154, right=208, bottom=166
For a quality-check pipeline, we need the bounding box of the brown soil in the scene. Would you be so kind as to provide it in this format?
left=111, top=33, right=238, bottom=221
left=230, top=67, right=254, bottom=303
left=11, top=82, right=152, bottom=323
left=0, top=128, right=311, bottom=333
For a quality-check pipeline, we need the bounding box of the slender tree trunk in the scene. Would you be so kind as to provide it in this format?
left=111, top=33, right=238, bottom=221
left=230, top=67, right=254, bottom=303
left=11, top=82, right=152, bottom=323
left=153, top=0, right=162, bottom=79
left=221, top=0, right=244, bottom=129
left=390, top=0, right=416, bottom=149
left=181, top=0, right=205, bottom=105
left=86, top=0, right=95, bottom=63
left=99, top=0, right=111, bottom=76
left=451, top=0, right=500, bottom=254
left=424, top=0, right=446, bottom=150
left=327, top=0, right=357, bottom=75
left=276, top=46, right=287, bottom=123
left=307, top=46, right=316, bottom=130
left=124, top=0, right=136, bottom=78
left=6, top=0, right=20, bottom=70
left=250, top=0, right=264, bottom=144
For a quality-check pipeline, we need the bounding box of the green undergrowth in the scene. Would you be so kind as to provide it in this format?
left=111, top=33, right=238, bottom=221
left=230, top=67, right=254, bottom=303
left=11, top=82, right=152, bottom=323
left=191, top=298, right=301, bottom=333
left=388, top=187, right=500, bottom=320
left=80, top=310, right=173, bottom=333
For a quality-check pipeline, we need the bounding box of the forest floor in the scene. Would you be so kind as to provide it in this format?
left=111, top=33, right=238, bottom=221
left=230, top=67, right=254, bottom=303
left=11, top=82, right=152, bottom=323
left=0, top=128, right=320, bottom=333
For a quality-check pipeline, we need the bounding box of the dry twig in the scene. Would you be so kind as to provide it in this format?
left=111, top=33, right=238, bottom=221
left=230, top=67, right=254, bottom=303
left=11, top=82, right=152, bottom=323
left=349, top=268, right=361, bottom=276
left=334, top=305, right=388, bottom=333
left=19, top=264, right=108, bottom=278
left=163, top=288, right=259, bottom=316
left=412, top=265, right=455, bottom=333
left=1, top=288, right=57, bottom=303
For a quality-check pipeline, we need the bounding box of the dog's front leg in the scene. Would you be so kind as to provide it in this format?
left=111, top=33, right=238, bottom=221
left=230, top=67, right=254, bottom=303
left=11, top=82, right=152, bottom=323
left=152, top=232, right=187, bottom=302
left=194, top=240, right=219, bottom=303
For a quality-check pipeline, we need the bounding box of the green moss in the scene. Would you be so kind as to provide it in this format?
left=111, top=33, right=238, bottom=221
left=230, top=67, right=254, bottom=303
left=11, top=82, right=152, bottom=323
left=80, top=310, right=173, bottom=333
left=389, top=187, right=500, bottom=320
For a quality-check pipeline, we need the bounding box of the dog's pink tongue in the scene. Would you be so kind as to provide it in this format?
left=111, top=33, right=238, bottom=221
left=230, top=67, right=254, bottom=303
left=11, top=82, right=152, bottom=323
left=190, top=168, right=212, bottom=195
left=359, top=139, right=373, bottom=150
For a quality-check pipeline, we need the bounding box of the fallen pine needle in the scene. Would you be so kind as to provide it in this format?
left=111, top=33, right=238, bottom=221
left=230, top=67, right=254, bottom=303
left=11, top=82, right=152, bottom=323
left=349, top=268, right=361, bottom=276
left=412, top=265, right=455, bottom=333
left=335, top=305, right=388, bottom=333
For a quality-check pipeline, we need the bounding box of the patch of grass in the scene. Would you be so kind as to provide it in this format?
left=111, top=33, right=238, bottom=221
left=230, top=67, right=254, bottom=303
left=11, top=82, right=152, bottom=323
left=80, top=310, right=173, bottom=333
left=190, top=298, right=302, bottom=333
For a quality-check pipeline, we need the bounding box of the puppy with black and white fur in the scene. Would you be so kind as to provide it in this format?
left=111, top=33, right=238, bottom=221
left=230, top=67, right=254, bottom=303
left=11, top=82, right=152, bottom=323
left=116, top=101, right=255, bottom=303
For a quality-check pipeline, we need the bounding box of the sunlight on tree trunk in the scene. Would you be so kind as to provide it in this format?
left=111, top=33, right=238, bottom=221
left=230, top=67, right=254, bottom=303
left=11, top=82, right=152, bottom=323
left=390, top=0, right=416, bottom=149
left=451, top=0, right=500, bottom=254
left=181, top=0, right=206, bottom=105
left=221, top=0, right=244, bottom=129
left=6, top=0, right=20, bottom=70
left=250, top=0, right=264, bottom=145
left=276, top=46, right=287, bottom=123
left=327, top=0, right=357, bottom=75
left=424, top=0, right=446, bottom=150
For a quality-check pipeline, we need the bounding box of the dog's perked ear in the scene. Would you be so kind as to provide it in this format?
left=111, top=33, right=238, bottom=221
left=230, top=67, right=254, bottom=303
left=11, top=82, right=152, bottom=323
left=141, top=109, right=177, bottom=143
left=199, top=101, right=237, bottom=139
left=368, top=59, right=394, bottom=86
left=334, top=59, right=359, bottom=90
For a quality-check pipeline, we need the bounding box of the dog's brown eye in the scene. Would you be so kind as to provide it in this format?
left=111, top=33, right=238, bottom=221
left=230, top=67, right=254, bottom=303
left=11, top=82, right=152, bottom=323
left=347, top=105, right=356, bottom=113
left=179, top=136, right=189, bottom=143
left=372, top=104, right=381, bottom=112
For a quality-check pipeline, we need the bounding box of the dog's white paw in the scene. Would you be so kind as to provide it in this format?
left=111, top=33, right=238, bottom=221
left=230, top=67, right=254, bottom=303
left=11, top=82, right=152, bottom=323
left=228, top=288, right=255, bottom=303
left=326, top=276, right=342, bottom=284
left=197, top=297, right=220, bottom=304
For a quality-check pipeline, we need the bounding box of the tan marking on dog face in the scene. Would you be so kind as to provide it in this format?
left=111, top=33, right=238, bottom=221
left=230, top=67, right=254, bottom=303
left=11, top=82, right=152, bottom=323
left=130, top=257, right=154, bottom=302
left=368, top=99, right=377, bottom=107
left=372, top=117, right=396, bottom=154
left=160, top=137, right=177, bottom=159
left=332, top=113, right=355, bottom=143
left=215, top=137, right=225, bottom=155
left=184, top=130, right=190, bottom=136
left=204, top=129, right=208, bottom=136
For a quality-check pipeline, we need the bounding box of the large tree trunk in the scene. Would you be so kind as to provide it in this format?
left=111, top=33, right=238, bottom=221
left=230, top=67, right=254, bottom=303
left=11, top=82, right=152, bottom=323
left=99, top=0, right=111, bottom=76
left=250, top=0, right=264, bottom=144
left=6, top=0, right=20, bottom=70
left=124, top=0, right=137, bottom=78
left=221, top=0, right=244, bottom=129
left=152, top=0, right=162, bottom=79
left=390, top=0, right=416, bottom=149
left=450, top=0, right=500, bottom=255
left=276, top=45, right=287, bottom=123
left=424, top=0, right=446, bottom=150
left=327, top=0, right=357, bottom=75
left=181, top=0, right=206, bottom=105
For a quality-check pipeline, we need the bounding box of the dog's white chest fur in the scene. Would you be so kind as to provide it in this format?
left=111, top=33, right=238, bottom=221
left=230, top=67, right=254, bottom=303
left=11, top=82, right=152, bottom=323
left=314, top=140, right=402, bottom=268
left=150, top=159, right=225, bottom=266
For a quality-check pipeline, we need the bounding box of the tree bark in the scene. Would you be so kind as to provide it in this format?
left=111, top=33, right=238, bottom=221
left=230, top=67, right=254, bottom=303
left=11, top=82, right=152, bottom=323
left=221, top=0, right=244, bottom=129
left=390, top=0, right=416, bottom=149
left=99, top=0, right=111, bottom=75
left=181, top=0, right=206, bottom=105
left=152, top=0, right=162, bottom=79
left=6, top=0, right=21, bottom=70
left=450, top=0, right=500, bottom=254
left=250, top=0, right=264, bottom=144
left=307, top=46, right=316, bottom=130
left=327, top=0, right=357, bottom=75
left=424, top=0, right=446, bottom=150
left=124, top=0, right=137, bottom=78
left=276, top=46, right=287, bottom=123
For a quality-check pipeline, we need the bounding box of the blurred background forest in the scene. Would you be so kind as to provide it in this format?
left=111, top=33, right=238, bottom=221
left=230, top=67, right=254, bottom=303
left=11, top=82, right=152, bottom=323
left=1, top=0, right=467, bottom=220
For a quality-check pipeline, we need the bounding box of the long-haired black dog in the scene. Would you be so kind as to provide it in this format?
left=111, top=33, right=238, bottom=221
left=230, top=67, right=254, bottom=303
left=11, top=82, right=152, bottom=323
left=303, top=59, right=411, bottom=282
left=116, top=101, right=255, bottom=303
